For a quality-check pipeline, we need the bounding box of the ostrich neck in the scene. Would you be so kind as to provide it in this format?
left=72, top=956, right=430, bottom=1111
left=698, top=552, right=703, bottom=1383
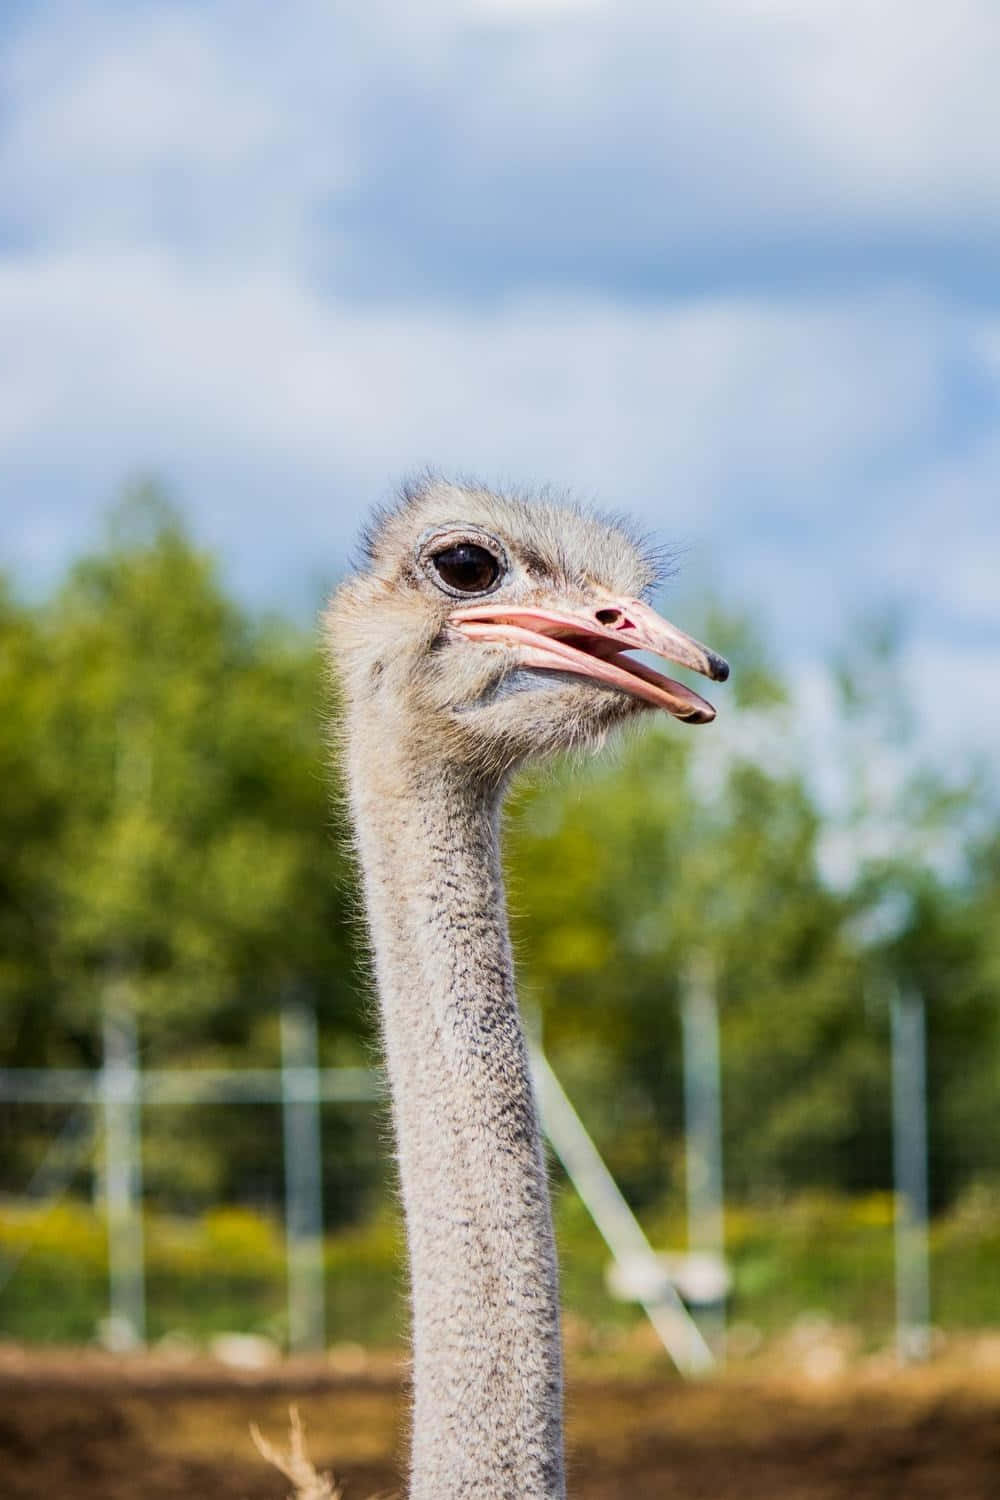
left=347, top=735, right=565, bottom=1500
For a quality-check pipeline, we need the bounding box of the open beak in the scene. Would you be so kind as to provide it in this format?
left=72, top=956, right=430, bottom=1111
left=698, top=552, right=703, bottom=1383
left=449, top=597, right=729, bottom=724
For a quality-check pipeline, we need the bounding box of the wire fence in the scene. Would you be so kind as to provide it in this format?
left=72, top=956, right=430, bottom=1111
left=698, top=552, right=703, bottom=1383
left=0, top=969, right=933, bottom=1374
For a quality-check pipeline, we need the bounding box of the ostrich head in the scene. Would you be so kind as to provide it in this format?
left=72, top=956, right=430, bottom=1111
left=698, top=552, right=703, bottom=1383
left=328, top=478, right=729, bottom=782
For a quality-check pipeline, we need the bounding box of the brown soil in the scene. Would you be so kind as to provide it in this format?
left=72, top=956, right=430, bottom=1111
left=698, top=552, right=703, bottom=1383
left=1, top=1347, right=998, bottom=1499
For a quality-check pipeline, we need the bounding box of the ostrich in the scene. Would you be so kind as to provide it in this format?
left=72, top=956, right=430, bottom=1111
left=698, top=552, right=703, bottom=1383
left=325, top=477, right=728, bottom=1500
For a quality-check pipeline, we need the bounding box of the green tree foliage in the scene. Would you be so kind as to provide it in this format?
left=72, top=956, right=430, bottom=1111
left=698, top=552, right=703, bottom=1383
left=1, top=491, right=997, bottom=1226
left=508, top=667, right=880, bottom=1207
left=828, top=616, right=1000, bottom=1212
left=0, top=487, right=373, bottom=1215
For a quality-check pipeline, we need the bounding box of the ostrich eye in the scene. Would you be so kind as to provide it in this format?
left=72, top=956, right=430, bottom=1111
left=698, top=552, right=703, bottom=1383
left=431, top=543, right=501, bottom=594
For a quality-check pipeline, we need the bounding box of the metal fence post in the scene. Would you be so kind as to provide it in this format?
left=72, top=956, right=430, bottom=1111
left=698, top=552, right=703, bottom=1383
left=280, top=998, right=326, bottom=1353
left=681, top=954, right=727, bottom=1358
left=532, top=1048, right=715, bottom=1378
left=101, top=996, right=146, bottom=1349
left=890, top=984, right=931, bottom=1362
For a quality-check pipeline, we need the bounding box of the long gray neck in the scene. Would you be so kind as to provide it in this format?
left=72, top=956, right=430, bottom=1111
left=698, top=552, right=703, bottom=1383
left=346, top=735, right=565, bottom=1500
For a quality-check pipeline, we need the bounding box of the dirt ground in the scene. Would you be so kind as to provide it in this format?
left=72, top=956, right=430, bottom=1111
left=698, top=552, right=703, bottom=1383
left=1, top=1346, right=999, bottom=1499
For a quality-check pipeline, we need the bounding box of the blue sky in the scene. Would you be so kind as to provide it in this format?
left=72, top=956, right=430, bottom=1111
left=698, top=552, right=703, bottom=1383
left=2, top=0, right=999, bottom=770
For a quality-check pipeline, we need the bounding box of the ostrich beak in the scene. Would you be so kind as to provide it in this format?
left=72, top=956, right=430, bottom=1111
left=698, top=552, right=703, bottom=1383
left=449, top=597, right=729, bottom=724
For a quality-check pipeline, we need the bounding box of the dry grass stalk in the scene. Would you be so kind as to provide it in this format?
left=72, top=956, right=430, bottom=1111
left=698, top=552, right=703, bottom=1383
left=250, top=1405, right=343, bottom=1500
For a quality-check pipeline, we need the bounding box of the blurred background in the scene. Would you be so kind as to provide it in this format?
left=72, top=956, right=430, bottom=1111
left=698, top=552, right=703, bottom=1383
left=2, top=2, right=1000, bottom=1496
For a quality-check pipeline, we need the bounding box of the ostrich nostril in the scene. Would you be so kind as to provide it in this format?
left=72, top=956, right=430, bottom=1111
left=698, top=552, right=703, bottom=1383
left=595, top=608, right=632, bottom=630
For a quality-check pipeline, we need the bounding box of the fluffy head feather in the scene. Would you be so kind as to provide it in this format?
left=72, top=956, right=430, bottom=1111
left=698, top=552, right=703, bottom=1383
left=326, top=477, right=678, bottom=786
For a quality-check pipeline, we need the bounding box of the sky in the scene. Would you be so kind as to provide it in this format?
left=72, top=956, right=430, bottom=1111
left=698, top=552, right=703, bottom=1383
left=1, top=0, right=998, bottom=773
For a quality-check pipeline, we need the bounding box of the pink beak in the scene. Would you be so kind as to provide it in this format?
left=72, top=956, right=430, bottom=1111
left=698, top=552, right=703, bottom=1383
left=449, top=597, right=729, bottom=724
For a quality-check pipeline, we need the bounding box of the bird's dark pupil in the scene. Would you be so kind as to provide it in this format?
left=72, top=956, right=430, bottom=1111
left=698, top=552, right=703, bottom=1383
left=433, top=544, right=499, bottom=593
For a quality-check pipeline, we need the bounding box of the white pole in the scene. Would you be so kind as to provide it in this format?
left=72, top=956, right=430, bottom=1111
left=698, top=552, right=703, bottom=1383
left=101, top=995, right=146, bottom=1349
left=890, top=984, right=931, bottom=1362
left=281, top=998, right=326, bottom=1354
left=681, top=954, right=727, bottom=1358
left=531, top=1049, right=714, bottom=1377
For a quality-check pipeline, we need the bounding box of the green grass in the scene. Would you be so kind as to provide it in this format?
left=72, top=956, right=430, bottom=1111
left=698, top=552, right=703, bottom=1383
left=2, top=1187, right=999, bottom=1350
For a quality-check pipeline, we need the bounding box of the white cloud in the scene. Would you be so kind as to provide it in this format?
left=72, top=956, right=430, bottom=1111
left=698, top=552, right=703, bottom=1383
left=0, top=248, right=974, bottom=523
left=3, top=0, right=1000, bottom=279
left=0, top=239, right=994, bottom=680
left=0, top=3, right=354, bottom=265
left=470, top=0, right=606, bottom=15
left=0, top=0, right=996, bottom=781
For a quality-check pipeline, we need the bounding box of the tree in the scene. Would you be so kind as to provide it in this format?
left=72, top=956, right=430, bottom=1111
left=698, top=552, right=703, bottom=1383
left=2, top=514, right=997, bottom=1221
left=0, top=487, right=373, bottom=1216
